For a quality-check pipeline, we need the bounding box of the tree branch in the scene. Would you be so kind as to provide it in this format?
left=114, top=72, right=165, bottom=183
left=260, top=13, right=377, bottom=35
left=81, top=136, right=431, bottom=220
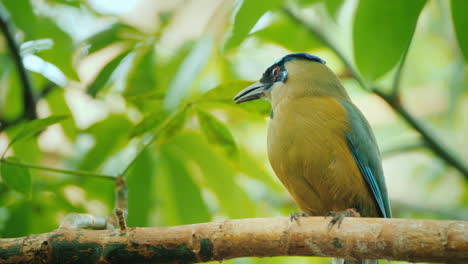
left=0, top=3, right=37, bottom=120
left=0, top=217, right=466, bottom=263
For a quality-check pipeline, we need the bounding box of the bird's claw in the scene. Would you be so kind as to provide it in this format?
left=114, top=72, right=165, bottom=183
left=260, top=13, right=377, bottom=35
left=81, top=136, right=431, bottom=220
left=326, top=208, right=360, bottom=229
left=289, top=211, right=308, bottom=222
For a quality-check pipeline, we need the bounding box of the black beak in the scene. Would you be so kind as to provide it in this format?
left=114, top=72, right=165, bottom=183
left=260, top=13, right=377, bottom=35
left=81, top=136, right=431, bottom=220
left=233, top=82, right=267, bottom=104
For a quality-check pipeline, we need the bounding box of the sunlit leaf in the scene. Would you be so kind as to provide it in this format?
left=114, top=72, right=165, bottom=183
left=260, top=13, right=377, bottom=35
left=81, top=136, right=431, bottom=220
left=156, top=145, right=211, bottom=226
left=163, top=37, right=213, bottom=112
left=451, top=0, right=468, bottom=63
left=224, top=0, right=284, bottom=50
left=87, top=50, right=131, bottom=97
left=85, top=23, right=142, bottom=55
left=8, top=115, right=68, bottom=148
left=353, top=0, right=426, bottom=79
left=253, top=13, right=323, bottom=52
left=197, top=109, right=237, bottom=157
left=0, top=157, right=31, bottom=197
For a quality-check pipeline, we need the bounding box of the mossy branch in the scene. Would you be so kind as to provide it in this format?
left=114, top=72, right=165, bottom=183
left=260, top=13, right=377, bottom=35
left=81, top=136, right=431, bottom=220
left=0, top=217, right=467, bottom=263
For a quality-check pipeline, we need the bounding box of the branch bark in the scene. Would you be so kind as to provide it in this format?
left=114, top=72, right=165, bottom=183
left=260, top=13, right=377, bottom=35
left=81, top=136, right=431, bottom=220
left=0, top=217, right=466, bottom=263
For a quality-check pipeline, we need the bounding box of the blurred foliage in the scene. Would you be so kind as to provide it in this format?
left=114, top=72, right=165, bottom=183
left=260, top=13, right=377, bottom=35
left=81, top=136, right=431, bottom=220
left=0, top=0, right=467, bottom=263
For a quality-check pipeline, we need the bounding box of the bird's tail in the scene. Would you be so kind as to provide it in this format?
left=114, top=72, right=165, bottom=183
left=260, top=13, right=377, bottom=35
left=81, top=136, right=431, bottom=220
left=332, top=258, right=378, bottom=264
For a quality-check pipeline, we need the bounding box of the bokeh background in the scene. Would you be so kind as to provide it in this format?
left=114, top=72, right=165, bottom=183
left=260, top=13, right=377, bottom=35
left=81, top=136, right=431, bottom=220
left=0, top=0, right=467, bottom=263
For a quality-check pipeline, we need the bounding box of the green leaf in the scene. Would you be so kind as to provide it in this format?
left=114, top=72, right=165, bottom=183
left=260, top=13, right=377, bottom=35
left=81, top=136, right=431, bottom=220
left=1, top=157, right=32, bottom=197
left=197, top=109, right=237, bottom=157
left=87, top=50, right=131, bottom=97
left=1, top=200, right=31, bottom=237
left=324, top=0, right=344, bottom=18
left=159, top=107, right=189, bottom=141
left=236, top=148, right=283, bottom=193
left=200, top=80, right=270, bottom=116
left=126, top=150, right=155, bottom=227
left=45, top=89, right=77, bottom=140
left=78, top=115, right=132, bottom=171
left=8, top=115, right=68, bottom=148
left=253, top=13, right=323, bottom=52
left=224, top=0, right=284, bottom=50
left=130, top=106, right=167, bottom=138
left=451, top=0, right=468, bottom=63
left=163, top=37, right=213, bottom=111
left=171, top=132, right=256, bottom=218
left=353, top=0, right=426, bottom=79
left=156, top=145, right=211, bottom=226
left=124, top=45, right=157, bottom=97
left=85, top=23, right=141, bottom=55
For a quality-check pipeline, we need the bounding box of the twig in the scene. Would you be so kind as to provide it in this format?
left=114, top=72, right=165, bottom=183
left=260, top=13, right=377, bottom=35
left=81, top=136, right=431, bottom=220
left=1, top=217, right=467, bottom=263
left=283, top=5, right=468, bottom=177
left=115, top=208, right=127, bottom=231
left=0, top=158, right=116, bottom=180
left=0, top=3, right=37, bottom=120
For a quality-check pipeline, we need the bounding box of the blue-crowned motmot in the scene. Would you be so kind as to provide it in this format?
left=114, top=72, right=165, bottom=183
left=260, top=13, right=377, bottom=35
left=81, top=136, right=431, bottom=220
left=233, top=53, right=391, bottom=264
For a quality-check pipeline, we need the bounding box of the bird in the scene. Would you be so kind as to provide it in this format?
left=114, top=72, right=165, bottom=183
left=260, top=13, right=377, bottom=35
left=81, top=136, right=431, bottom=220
left=233, top=53, right=391, bottom=264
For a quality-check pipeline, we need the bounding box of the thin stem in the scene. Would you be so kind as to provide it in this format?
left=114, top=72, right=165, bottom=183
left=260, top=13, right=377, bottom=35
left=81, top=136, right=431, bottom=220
left=282, top=6, right=367, bottom=90
left=391, top=46, right=411, bottom=99
left=0, top=158, right=116, bottom=180
left=0, top=4, right=37, bottom=119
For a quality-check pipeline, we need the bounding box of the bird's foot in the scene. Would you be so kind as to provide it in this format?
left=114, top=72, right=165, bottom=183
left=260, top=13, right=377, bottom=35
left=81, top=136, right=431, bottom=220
left=326, top=208, right=360, bottom=229
left=289, top=211, right=308, bottom=222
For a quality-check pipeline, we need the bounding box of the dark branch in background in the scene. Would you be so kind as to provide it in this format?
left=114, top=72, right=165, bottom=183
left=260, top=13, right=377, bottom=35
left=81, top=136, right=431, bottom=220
left=381, top=141, right=425, bottom=158
left=374, top=90, right=468, bottom=177
left=0, top=3, right=37, bottom=120
left=283, top=6, right=468, bottom=178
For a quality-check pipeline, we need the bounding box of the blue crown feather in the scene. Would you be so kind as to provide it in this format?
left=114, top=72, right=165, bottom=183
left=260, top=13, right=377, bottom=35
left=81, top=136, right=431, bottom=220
left=275, top=53, right=326, bottom=65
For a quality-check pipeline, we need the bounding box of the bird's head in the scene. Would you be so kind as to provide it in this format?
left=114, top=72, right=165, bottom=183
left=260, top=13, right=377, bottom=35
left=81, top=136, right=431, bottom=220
left=233, top=53, right=348, bottom=108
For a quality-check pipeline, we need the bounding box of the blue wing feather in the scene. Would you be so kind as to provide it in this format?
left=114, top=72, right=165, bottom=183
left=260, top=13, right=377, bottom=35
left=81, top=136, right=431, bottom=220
left=340, top=99, right=392, bottom=218
left=346, top=134, right=389, bottom=218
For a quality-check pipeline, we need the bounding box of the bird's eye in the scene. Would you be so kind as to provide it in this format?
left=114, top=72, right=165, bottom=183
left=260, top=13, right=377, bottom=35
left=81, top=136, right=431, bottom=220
left=271, top=67, right=280, bottom=79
